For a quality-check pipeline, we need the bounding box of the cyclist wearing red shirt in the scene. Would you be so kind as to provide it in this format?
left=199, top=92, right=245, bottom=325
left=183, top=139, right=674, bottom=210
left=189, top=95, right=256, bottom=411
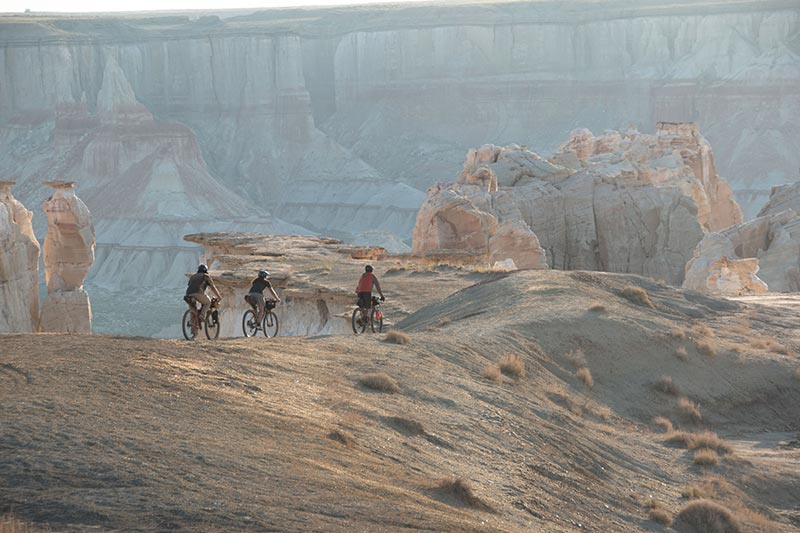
left=356, top=265, right=384, bottom=310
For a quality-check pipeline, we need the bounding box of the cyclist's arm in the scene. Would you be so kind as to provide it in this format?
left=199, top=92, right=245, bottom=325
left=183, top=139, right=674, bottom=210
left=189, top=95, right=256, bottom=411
left=373, top=277, right=384, bottom=298
left=207, top=276, right=223, bottom=300
left=268, top=285, right=281, bottom=303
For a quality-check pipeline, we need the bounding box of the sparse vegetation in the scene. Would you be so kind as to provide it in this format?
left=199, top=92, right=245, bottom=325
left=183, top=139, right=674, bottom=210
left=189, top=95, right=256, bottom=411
left=674, top=346, right=689, bottom=361
left=576, top=367, right=593, bottom=388
left=691, top=324, right=715, bottom=338
left=654, top=375, right=679, bottom=395
left=434, top=477, right=495, bottom=512
left=498, top=354, right=525, bottom=379
left=678, top=397, right=702, bottom=422
left=384, top=329, right=411, bottom=345
left=588, top=302, right=606, bottom=312
left=675, top=499, right=742, bottom=533
left=693, top=448, right=718, bottom=465
left=566, top=348, right=587, bottom=368
left=328, top=429, right=354, bottom=446
left=386, top=416, right=426, bottom=436
left=670, top=328, right=687, bottom=341
left=664, top=430, right=733, bottom=455
left=696, top=339, right=717, bottom=357
left=653, top=416, right=673, bottom=433
left=358, top=373, right=400, bottom=392
left=649, top=507, right=673, bottom=526
left=620, top=285, right=654, bottom=308
left=480, top=364, right=502, bottom=382
left=681, top=486, right=708, bottom=499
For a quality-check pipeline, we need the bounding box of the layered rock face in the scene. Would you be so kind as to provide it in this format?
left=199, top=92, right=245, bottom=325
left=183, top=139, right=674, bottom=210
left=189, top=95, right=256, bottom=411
left=40, top=182, right=95, bottom=333
left=0, top=182, right=40, bottom=333
left=413, top=124, right=741, bottom=284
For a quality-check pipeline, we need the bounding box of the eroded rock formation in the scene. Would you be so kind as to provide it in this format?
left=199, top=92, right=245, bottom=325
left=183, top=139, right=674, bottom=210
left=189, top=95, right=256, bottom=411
left=40, top=182, right=95, bottom=333
left=413, top=124, right=742, bottom=284
left=0, top=181, right=40, bottom=333
left=684, top=209, right=800, bottom=293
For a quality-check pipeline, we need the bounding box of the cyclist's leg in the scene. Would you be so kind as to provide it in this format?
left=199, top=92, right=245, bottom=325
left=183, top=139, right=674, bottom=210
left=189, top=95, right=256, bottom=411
left=250, top=293, right=265, bottom=323
left=192, top=292, right=211, bottom=320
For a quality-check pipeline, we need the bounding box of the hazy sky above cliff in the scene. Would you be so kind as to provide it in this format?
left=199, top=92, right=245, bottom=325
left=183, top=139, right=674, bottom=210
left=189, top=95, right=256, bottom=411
left=6, top=0, right=434, bottom=13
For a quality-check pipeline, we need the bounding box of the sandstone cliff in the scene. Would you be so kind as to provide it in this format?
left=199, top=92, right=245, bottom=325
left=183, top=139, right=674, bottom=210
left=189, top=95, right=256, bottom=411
left=0, top=181, right=40, bottom=333
left=413, top=124, right=741, bottom=284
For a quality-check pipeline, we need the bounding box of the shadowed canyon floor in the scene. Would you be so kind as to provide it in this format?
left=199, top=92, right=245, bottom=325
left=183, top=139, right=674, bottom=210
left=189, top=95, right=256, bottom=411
left=2, top=270, right=800, bottom=531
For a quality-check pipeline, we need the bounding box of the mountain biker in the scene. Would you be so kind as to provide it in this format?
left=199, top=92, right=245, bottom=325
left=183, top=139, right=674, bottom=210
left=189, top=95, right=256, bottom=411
left=356, top=264, right=384, bottom=312
left=248, top=270, right=281, bottom=325
left=185, top=264, right=222, bottom=323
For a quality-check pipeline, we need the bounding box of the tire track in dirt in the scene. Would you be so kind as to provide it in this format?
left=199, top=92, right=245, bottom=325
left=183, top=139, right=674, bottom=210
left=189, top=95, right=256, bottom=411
left=0, top=363, right=31, bottom=389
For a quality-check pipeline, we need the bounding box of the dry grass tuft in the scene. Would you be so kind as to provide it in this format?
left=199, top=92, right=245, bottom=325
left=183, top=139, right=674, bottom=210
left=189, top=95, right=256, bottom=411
left=386, top=416, right=426, bottom=436
left=498, top=354, right=526, bottom=379
left=588, top=302, right=607, bottom=313
left=654, top=375, right=680, bottom=396
left=670, top=328, right=687, bottom=341
left=653, top=416, right=673, bottom=433
left=434, top=477, right=495, bottom=512
left=576, top=367, right=593, bottom=388
left=691, top=323, right=715, bottom=338
left=681, top=486, right=708, bottom=500
left=620, top=285, right=654, bottom=308
left=767, top=339, right=788, bottom=355
left=674, top=346, right=689, bottom=361
left=693, top=448, right=719, bottom=465
left=327, top=429, right=355, bottom=446
left=480, top=364, right=502, bottom=382
left=678, top=397, right=702, bottom=422
left=675, top=499, right=742, bottom=533
left=358, top=373, right=400, bottom=393
left=648, top=507, right=673, bottom=526
left=696, top=339, right=717, bottom=357
left=384, top=329, right=411, bottom=345
left=664, top=430, right=733, bottom=455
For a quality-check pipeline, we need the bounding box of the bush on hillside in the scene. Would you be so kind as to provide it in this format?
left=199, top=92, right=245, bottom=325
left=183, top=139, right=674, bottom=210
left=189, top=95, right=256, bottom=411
left=620, top=286, right=654, bottom=308
left=674, top=499, right=742, bottom=533
left=358, top=373, right=400, bottom=392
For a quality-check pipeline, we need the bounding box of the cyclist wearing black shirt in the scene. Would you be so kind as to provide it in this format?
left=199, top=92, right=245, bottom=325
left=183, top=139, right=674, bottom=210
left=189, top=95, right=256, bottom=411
left=249, top=270, right=281, bottom=323
left=185, top=264, right=222, bottom=321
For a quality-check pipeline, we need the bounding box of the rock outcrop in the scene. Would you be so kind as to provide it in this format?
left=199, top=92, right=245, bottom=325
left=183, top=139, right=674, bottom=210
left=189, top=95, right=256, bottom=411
left=0, top=181, right=40, bottom=333
left=684, top=256, right=768, bottom=295
left=40, top=181, right=95, bottom=333
left=413, top=124, right=741, bottom=284
left=684, top=209, right=800, bottom=292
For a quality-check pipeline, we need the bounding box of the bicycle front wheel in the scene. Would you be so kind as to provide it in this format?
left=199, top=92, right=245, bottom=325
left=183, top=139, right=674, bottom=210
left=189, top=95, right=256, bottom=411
left=182, top=309, right=198, bottom=340
left=370, top=308, right=383, bottom=333
left=263, top=311, right=279, bottom=338
left=242, top=309, right=258, bottom=337
left=205, top=312, right=220, bottom=340
left=352, top=308, right=367, bottom=335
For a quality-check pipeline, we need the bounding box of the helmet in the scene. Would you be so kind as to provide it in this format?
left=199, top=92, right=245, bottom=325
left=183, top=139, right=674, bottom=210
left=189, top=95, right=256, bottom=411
left=365, top=265, right=373, bottom=273
left=198, top=264, right=208, bottom=273
left=258, top=270, right=269, bottom=278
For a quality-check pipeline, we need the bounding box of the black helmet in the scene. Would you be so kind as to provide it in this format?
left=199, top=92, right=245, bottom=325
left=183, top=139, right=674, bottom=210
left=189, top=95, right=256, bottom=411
left=258, top=270, right=269, bottom=278
left=365, top=265, right=373, bottom=273
left=198, top=264, right=208, bottom=273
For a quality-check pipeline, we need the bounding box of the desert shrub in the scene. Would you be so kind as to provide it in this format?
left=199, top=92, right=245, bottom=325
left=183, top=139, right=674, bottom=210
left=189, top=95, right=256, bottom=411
left=386, top=416, right=425, bottom=436
left=649, top=507, right=673, bottom=526
left=328, top=429, right=354, bottom=446
left=670, top=328, right=687, bottom=341
left=620, top=285, right=654, bottom=308
left=588, top=302, right=607, bottom=312
left=681, top=486, right=708, bottom=500
left=674, top=499, right=742, bottom=533
left=696, top=339, right=717, bottom=357
left=767, top=339, right=788, bottom=355
left=384, top=329, right=410, bottom=345
left=358, top=373, right=400, bottom=392
left=480, top=364, right=502, bottom=382
left=655, top=375, right=680, bottom=395
left=693, top=448, right=719, bottom=465
left=434, top=477, right=494, bottom=512
left=665, top=431, right=732, bottom=455
left=678, top=397, right=702, bottom=422
left=498, top=354, right=525, bottom=379
left=750, top=338, right=768, bottom=350
left=691, top=324, right=715, bottom=338
left=576, top=367, right=593, bottom=388
left=653, top=416, right=673, bottom=433
left=674, top=346, right=689, bottom=361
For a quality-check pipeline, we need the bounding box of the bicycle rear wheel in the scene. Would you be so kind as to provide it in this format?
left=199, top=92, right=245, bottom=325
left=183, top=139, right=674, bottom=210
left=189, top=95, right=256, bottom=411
left=205, top=312, right=220, bottom=339
left=352, top=308, right=367, bottom=334
left=242, top=309, right=258, bottom=337
left=263, top=311, right=279, bottom=338
left=182, top=309, right=198, bottom=340
left=370, top=307, right=383, bottom=333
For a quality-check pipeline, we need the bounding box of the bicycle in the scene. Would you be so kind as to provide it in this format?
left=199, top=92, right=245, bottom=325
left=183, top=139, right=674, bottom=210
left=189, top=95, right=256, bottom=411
left=351, top=295, right=384, bottom=334
left=242, top=295, right=279, bottom=337
left=182, top=297, right=220, bottom=340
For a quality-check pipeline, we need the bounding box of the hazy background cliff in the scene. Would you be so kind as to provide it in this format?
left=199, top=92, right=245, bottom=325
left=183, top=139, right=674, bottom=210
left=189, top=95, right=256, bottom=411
left=1, top=0, right=798, bottom=334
